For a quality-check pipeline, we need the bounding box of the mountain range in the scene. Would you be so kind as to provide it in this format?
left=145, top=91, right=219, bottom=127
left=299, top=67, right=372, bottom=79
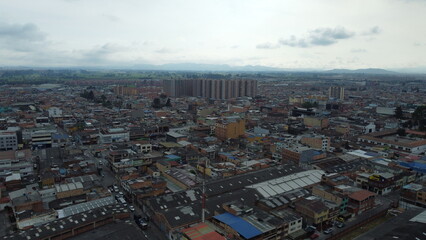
left=2, top=63, right=424, bottom=74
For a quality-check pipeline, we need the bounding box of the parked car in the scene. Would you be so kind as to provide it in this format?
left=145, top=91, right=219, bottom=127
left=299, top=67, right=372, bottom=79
left=310, top=233, right=320, bottom=239
left=305, top=225, right=317, bottom=233
left=137, top=218, right=148, bottom=230
left=324, top=228, right=334, bottom=234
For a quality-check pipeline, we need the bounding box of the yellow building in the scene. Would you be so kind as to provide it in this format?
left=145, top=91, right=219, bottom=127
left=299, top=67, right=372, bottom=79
left=289, top=96, right=304, bottom=104
left=295, top=198, right=330, bottom=225
left=215, top=118, right=245, bottom=140
left=301, top=135, right=330, bottom=151
left=197, top=164, right=213, bottom=177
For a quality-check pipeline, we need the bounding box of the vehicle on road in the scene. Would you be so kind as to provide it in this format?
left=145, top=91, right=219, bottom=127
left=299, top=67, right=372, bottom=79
left=324, top=228, right=334, bottom=234
left=137, top=218, right=148, bottom=230
left=129, top=205, right=135, bottom=212
left=305, top=225, right=317, bottom=233
left=336, top=222, right=345, bottom=228
left=310, top=233, right=319, bottom=239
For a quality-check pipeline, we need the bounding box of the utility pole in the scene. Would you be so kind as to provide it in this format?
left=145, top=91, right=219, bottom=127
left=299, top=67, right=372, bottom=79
left=201, top=157, right=207, bottom=223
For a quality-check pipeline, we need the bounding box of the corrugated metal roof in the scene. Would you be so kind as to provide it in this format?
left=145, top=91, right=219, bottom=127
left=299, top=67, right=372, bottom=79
left=213, top=213, right=262, bottom=239
left=247, top=170, right=324, bottom=198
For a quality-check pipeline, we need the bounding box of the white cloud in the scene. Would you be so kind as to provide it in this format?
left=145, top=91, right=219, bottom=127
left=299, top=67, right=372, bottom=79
left=0, top=0, right=425, bottom=69
left=279, top=27, right=355, bottom=48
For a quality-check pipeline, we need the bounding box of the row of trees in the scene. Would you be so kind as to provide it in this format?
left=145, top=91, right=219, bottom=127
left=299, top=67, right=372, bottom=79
left=80, top=90, right=112, bottom=108
left=395, top=105, right=426, bottom=131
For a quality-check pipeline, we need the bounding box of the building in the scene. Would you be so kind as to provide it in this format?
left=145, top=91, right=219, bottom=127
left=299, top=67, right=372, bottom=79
left=181, top=222, right=226, bottom=240
left=0, top=150, right=33, bottom=177
left=47, top=107, right=63, bottom=117
left=401, top=183, right=426, bottom=207
left=295, top=197, right=329, bottom=225
left=113, top=85, right=139, bottom=95
left=164, top=79, right=257, bottom=99
left=215, top=118, right=245, bottom=140
left=358, top=129, right=426, bottom=154
left=301, top=135, right=330, bottom=151
left=212, top=210, right=287, bottom=240
left=328, top=86, right=345, bottom=100
left=347, top=189, right=376, bottom=215
left=99, top=128, right=130, bottom=144
left=312, top=185, right=349, bottom=215
left=0, top=130, right=18, bottom=151
left=3, top=204, right=131, bottom=240
left=303, top=117, right=329, bottom=130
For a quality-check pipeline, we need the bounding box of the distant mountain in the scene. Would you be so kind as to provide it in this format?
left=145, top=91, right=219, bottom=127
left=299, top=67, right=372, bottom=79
left=2, top=64, right=419, bottom=74
left=129, top=63, right=285, bottom=72
left=324, top=68, right=399, bottom=75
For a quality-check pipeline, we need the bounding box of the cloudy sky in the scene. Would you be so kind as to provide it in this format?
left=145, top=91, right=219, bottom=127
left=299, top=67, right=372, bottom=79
left=1, top=0, right=426, bottom=70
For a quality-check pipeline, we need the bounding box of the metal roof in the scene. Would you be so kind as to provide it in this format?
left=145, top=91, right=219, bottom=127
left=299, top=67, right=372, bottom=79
left=213, top=213, right=262, bottom=239
left=58, top=196, right=116, bottom=218
left=247, top=170, right=324, bottom=198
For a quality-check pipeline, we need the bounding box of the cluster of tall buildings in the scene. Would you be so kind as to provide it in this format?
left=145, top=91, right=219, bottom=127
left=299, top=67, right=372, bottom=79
left=328, top=86, right=345, bottom=100
left=163, top=79, right=257, bottom=99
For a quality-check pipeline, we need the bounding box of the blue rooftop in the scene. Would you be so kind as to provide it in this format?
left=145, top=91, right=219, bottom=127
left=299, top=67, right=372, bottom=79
left=399, top=161, right=426, bottom=174
left=366, top=152, right=380, bottom=157
left=213, top=213, right=262, bottom=239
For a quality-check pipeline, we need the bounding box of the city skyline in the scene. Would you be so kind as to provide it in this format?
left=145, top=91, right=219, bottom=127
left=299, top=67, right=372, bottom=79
left=1, top=0, right=426, bottom=72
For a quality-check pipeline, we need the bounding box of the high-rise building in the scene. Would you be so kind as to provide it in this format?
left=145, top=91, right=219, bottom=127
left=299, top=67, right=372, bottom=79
left=163, top=79, right=257, bottom=99
left=328, top=86, right=345, bottom=100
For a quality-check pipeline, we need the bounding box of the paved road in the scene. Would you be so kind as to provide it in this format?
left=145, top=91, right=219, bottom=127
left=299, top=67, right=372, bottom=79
left=94, top=154, right=167, bottom=240
left=0, top=210, right=12, bottom=237
left=355, top=204, right=424, bottom=240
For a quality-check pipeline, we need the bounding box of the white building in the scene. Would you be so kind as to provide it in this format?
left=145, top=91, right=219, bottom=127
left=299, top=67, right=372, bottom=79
left=47, top=107, right=63, bottom=117
left=99, top=128, right=130, bottom=144
left=0, top=130, right=18, bottom=151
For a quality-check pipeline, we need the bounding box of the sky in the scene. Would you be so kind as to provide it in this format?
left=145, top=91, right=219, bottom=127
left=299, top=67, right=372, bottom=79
left=0, top=0, right=426, bottom=71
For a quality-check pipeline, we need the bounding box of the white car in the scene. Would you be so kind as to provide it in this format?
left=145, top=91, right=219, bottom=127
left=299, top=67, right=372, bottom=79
left=129, top=205, right=135, bottom=212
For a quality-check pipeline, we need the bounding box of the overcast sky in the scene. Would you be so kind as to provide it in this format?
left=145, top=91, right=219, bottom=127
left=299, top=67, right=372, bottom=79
left=1, top=0, right=426, bottom=70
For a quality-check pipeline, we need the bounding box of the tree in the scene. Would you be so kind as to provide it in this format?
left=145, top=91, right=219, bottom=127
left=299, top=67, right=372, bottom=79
left=413, top=106, right=426, bottom=131
left=394, top=106, right=404, bottom=119
left=302, top=102, right=318, bottom=109
left=165, top=98, right=172, bottom=107
left=397, top=128, right=406, bottom=136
